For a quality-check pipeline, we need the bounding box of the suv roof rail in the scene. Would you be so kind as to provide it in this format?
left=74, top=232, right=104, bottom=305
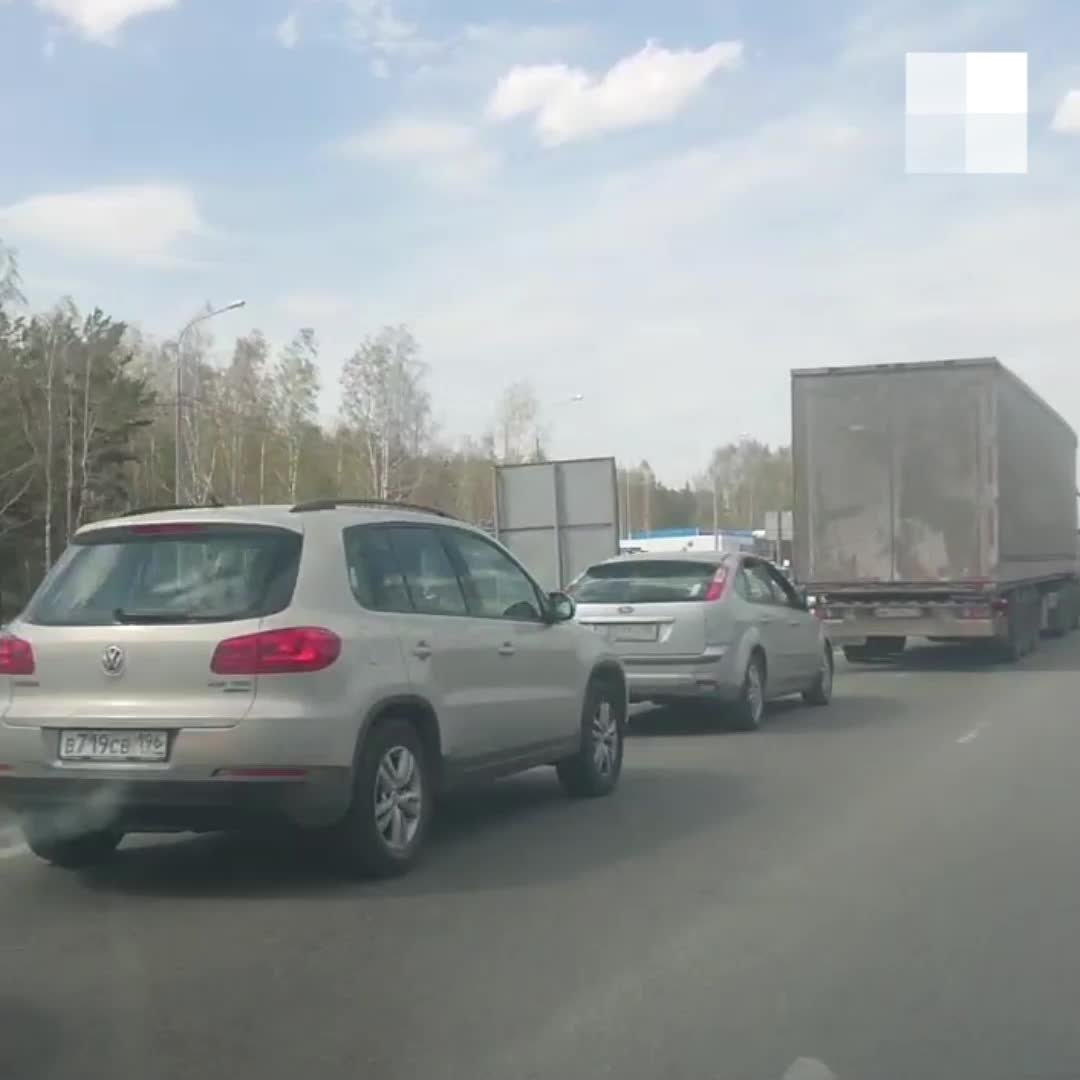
left=289, top=498, right=457, bottom=519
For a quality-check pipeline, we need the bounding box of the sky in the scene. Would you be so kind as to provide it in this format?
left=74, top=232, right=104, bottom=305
left=2, top=0, right=1080, bottom=484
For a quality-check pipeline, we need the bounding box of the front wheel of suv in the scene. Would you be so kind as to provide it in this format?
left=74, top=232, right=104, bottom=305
left=331, top=717, right=432, bottom=878
left=557, top=677, right=625, bottom=798
left=23, top=819, right=123, bottom=869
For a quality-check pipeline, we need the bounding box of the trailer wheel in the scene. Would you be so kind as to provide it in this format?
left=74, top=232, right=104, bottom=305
left=1046, top=589, right=1068, bottom=638
left=998, top=590, right=1037, bottom=662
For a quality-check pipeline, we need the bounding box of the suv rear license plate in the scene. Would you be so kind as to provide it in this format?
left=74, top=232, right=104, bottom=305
left=59, top=730, right=168, bottom=762
left=875, top=606, right=921, bottom=619
left=614, top=624, right=659, bottom=642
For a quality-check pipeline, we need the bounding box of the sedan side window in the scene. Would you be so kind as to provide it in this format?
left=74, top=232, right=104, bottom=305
left=444, top=530, right=544, bottom=621
left=746, top=562, right=783, bottom=605
left=764, top=564, right=803, bottom=609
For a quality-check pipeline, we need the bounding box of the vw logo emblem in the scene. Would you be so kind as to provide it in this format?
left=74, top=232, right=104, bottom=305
left=101, top=645, right=125, bottom=677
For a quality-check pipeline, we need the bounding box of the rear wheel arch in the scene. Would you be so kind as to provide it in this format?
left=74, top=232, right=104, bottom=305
left=357, top=695, right=443, bottom=784
left=749, top=644, right=767, bottom=682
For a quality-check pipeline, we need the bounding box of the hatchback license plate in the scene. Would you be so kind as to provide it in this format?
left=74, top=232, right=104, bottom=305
left=614, top=624, right=659, bottom=642
left=875, top=606, right=921, bottom=619
left=59, top=730, right=168, bottom=762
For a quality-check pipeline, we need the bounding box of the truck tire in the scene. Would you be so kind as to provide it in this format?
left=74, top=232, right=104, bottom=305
left=843, top=645, right=871, bottom=663
left=867, top=636, right=906, bottom=657
left=1046, top=588, right=1068, bottom=638
left=998, top=590, right=1037, bottom=662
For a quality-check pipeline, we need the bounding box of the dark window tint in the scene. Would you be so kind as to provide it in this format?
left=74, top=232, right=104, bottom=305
left=568, top=559, right=723, bottom=604
left=344, top=526, right=413, bottom=612
left=26, top=525, right=302, bottom=626
left=386, top=527, right=467, bottom=616
left=445, top=530, right=543, bottom=621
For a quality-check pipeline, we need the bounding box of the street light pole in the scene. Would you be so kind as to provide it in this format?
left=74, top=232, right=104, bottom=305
left=173, top=300, right=246, bottom=502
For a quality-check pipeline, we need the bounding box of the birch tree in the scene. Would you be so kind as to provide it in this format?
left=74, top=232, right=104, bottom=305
left=494, top=380, right=544, bottom=463
left=339, top=325, right=431, bottom=500
left=271, top=328, right=320, bottom=502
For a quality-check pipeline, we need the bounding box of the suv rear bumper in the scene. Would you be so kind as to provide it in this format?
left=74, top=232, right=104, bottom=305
left=0, top=770, right=353, bottom=833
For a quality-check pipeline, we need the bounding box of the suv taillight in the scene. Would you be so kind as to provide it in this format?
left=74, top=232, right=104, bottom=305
left=210, top=627, right=341, bottom=675
left=704, top=565, right=730, bottom=602
left=0, top=635, right=35, bottom=676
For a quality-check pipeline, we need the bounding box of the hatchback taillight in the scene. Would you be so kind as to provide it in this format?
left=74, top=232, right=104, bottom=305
left=210, top=627, right=341, bottom=675
left=704, top=566, right=730, bottom=602
left=0, top=634, right=35, bottom=676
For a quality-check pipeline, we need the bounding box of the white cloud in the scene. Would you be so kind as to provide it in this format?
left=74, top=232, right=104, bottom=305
left=332, top=117, right=499, bottom=191
left=487, top=40, right=744, bottom=145
left=0, top=184, right=205, bottom=265
left=1051, top=90, right=1080, bottom=134
left=344, top=0, right=437, bottom=60
left=274, top=10, right=299, bottom=49
left=35, top=0, right=179, bottom=43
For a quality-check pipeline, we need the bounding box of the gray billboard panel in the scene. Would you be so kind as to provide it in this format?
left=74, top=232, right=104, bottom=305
left=494, top=457, right=620, bottom=591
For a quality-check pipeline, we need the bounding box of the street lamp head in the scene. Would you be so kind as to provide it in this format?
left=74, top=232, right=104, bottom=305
left=222, top=299, right=246, bottom=313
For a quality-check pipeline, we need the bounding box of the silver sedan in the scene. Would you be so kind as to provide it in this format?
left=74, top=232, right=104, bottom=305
left=568, top=551, right=833, bottom=729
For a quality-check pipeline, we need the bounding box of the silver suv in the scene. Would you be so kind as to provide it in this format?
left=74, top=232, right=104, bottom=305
left=0, top=501, right=627, bottom=876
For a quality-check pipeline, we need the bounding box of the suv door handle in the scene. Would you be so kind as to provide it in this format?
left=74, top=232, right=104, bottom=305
left=412, top=641, right=432, bottom=660
left=788, top=619, right=803, bottom=627
left=497, top=642, right=515, bottom=656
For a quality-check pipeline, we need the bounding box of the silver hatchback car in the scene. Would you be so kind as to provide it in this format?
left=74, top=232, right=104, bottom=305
left=569, top=551, right=832, bottom=729
left=0, top=501, right=627, bottom=876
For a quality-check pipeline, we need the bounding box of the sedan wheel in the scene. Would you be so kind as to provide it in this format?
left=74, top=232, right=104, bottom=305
left=730, top=655, right=766, bottom=731
left=803, top=646, right=834, bottom=706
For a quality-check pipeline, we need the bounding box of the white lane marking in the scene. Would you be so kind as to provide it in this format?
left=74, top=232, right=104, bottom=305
left=0, top=826, right=27, bottom=860
left=782, top=1059, right=838, bottom=1080
left=956, top=721, right=988, bottom=745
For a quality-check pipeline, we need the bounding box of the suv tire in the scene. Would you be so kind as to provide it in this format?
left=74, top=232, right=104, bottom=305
left=332, top=717, right=432, bottom=878
left=557, top=678, right=624, bottom=798
left=24, top=819, right=123, bottom=869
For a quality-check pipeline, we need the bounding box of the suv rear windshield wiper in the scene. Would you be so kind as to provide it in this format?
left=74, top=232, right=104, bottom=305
left=112, top=608, right=240, bottom=624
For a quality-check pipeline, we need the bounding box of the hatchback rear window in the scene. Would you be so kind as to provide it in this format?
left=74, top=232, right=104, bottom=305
left=24, top=524, right=303, bottom=626
left=568, top=559, right=726, bottom=604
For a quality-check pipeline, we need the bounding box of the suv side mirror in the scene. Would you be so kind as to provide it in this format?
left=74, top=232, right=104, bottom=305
left=547, top=591, right=576, bottom=623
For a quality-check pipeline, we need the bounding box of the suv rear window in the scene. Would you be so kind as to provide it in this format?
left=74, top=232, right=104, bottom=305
left=568, top=559, right=725, bottom=604
left=24, top=524, right=302, bottom=626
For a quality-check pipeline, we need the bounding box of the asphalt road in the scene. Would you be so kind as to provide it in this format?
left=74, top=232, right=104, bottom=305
left=4, top=638, right=1080, bottom=1080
